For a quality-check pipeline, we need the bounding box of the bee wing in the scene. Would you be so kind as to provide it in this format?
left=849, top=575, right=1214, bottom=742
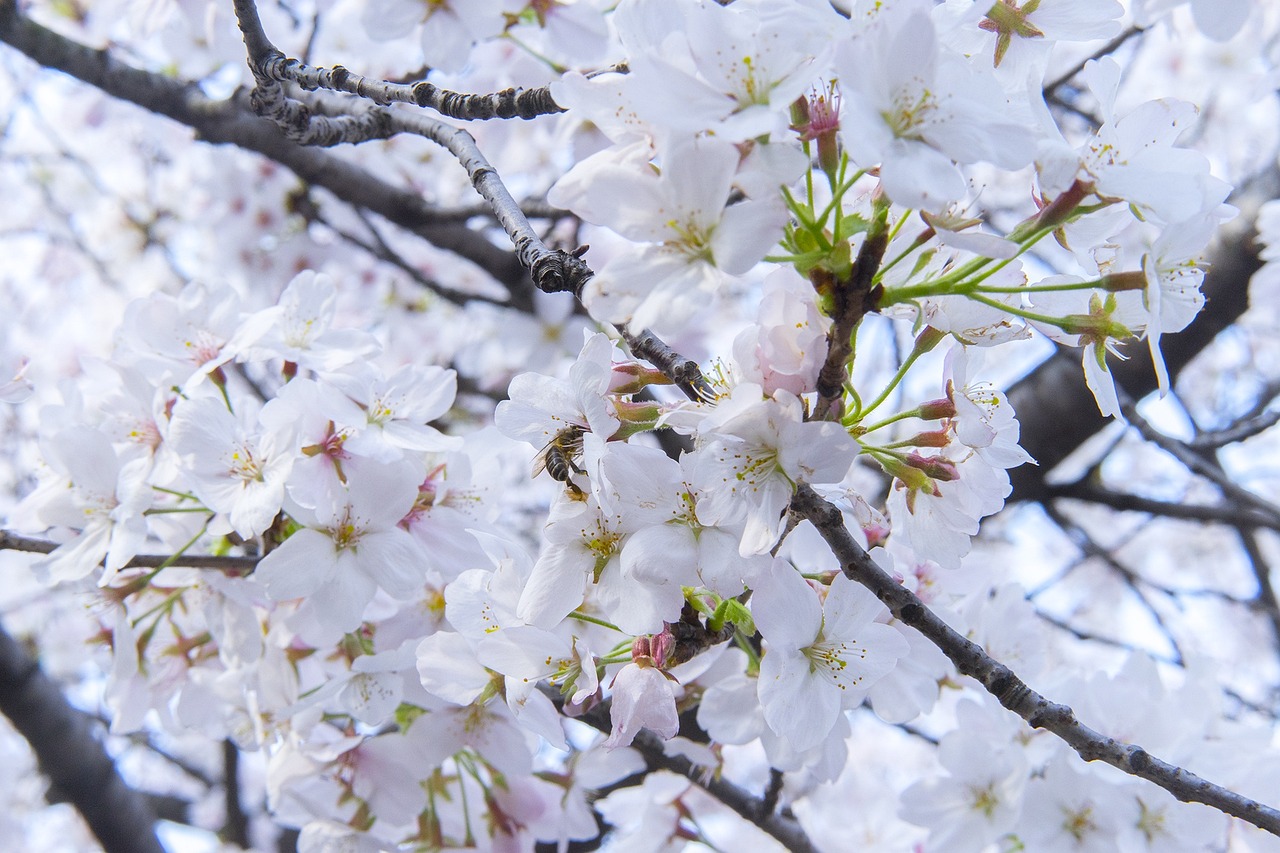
left=531, top=441, right=551, bottom=478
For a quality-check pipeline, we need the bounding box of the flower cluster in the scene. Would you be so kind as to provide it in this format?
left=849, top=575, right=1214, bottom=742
left=4, top=0, right=1274, bottom=850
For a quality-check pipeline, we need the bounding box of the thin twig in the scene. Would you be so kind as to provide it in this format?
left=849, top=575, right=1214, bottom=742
left=1117, top=391, right=1280, bottom=529
left=1043, top=26, right=1143, bottom=96
left=573, top=698, right=819, bottom=853
left=0, top=530, right=258, bottom=573
left=1042, top=502, right=1185, bottom=666
left=0, top=2, right=528, bottom=290
left=1050, top=480, right=1280, bottom=530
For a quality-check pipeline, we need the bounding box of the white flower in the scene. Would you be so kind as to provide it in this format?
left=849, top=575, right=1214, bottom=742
left=1019, top=754, right=1128, bottom=852
left=495, top=332, right=620, bottom=449
left=332, top=364, right=459, bottom=462
left=732, top=268, right=830, bottom=397
left=1076, top=57, right=1230, bottom=226
left=835, top=2, right=1037, bottom=211
left=255, top=460, right=427, bottom=642
left=753, top=559, right=909, bottom=752
left=167, top=395, right=293, bottom=539
left=694, top=384, right=858, bottom=556
left=900, top=732, right=1028, bottom=851
left=118, top=282, right=277, bottom=389
left=945, top=346, right=1035, bottom=470
left=1141, top=215, right=1217, bottom=391
left=22, top=426, right=150, bottom=585
left=249, top=270, right=379, bottom=372
left=548, top=137, right=786, bottom=332
left=604, top=661, right=679, bottom=750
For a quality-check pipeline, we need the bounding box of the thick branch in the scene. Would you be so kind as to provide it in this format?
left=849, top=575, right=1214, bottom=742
left=790, top=484, right=1280, bottom=836
left=232, top=0, right=563, bottom=121
left=0, top=620, right=165, bottom=853
left=0, top=1, right=528, bottom=293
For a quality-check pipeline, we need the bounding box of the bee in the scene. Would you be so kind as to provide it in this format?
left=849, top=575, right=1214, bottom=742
left=533, top=425, right=587, bottom=497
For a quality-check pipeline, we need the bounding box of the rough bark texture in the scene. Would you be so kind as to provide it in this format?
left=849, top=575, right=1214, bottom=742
left=0, top=622, right=165, bottom=853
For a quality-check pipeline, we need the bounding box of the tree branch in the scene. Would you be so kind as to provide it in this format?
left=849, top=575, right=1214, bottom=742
left=790, top=484, right=1280, bottom=836
left=0, top=0, right=528, bottom=293
left=1049, top=481, right=1280, bottom=529
left=232, top=0, right=564, bottom=121
left=0, top=530, right=258, bottom=572
left=0, top=619, right=165, bottom=853
left=573, top=699, right=819, bottom=853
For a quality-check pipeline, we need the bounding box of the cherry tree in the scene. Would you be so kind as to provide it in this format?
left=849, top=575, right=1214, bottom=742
left=2, top=0, right=1280, bottom=851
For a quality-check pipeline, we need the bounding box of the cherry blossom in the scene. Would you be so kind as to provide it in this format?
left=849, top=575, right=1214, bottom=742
left=254, top=460, right=428, bottom=642
left=17, top=426, right=150, bottom=585
left=694, top=384, right=859, bottom=556
left=753, top=559, right=910, bottom=752
left=548, top=136, right=788, bottom=331
left=0, top=0, right=1274, bottom=849
left=167, top=394, right=293, bottom=539
left=834, top=1, right=1037, bottom=211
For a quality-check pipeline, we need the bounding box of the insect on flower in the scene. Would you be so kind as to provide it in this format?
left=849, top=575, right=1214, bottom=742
left=533, top=425, right=587, bottom=497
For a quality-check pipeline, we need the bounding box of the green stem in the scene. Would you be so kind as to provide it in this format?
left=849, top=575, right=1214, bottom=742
left=965, top=292, right=1073, bottom=328
left=859, top=408, right=922, bottom=435
left=567, top=611, right=623, bottom=632
left=974, top=279, right=1100, bottom=294
left=849, top=347, right=926, bottom=424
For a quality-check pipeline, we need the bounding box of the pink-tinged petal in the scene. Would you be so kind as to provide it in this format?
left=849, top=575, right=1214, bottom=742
left=752, top=559, right=821, bottom=648
left=758, top=648, right=840, bottom=752
left=713, top=195, right=788, bottom=275
left=517, top=545, right=588, bottom=629
left=346, top=462, right=420, bottom=529
left=356, top=529, right=427, bottom=599
left=308, top=565, right=377, bottom=636
left=416, top=632, right=491, bottom=705
left=604, top=664, right=678, bottom=749
left=256, top=529, right=337, bottom=600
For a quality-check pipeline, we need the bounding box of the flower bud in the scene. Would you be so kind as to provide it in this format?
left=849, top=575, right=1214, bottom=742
left=918, top=397, right=957, bottom=421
